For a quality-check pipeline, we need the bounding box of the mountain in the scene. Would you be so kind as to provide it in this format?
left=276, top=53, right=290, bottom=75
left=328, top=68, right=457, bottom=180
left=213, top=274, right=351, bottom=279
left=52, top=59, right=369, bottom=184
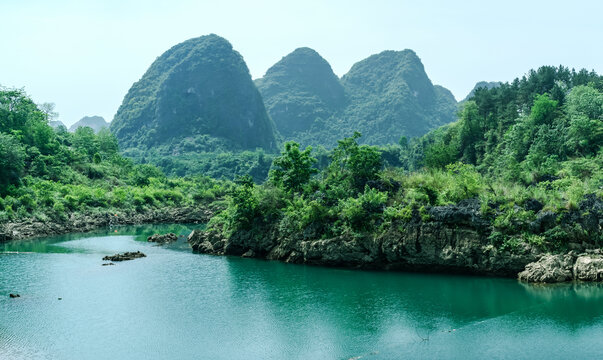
left=49, top=120, right=66, bottom=129
left=255, top=47, right=345, bottom=139
left=111, top=34, right=277, bottom=152
left=69, top=116, right=108, bottom=133
left=339, top=50, right=457, bottom=144
left=256, top=48, right=458, bottom=147
left=462, top=81, right=502, bottom=102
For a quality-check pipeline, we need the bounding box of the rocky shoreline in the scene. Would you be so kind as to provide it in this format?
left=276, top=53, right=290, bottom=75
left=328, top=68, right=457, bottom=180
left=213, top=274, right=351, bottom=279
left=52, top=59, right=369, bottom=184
left=0, top=206, right=214, bottom=243
left=189, top=196, right=603, bottom=283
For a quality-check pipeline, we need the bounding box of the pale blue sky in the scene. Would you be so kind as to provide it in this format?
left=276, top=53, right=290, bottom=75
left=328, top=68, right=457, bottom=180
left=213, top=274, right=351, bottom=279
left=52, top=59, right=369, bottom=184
left=1, top=0, right=602, bottom=127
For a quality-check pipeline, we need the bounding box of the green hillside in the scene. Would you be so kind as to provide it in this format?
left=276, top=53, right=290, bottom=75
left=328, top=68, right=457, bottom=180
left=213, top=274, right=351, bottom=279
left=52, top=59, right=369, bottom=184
left=111, top=34, right=277, bottom=152
left=257, top=48, right=458, bottom=148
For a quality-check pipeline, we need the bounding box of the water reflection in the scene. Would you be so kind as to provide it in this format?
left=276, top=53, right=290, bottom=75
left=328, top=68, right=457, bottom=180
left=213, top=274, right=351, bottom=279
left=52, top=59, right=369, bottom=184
left=0, top=223, right=197, bottom=254
left=0, top=227, right=601, bottom=360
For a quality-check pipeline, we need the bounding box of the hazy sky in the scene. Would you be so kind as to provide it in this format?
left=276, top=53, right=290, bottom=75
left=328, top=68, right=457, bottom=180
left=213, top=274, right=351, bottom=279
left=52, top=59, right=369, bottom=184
left=2, top=0, right=602, bottom=127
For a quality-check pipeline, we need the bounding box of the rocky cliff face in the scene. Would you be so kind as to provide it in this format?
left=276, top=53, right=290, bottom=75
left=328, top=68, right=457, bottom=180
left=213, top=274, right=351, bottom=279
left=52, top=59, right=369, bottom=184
left=0, top=207, right=215, bottom=242
left=111, top=34, right=277, bottom=151
left=189, top=196, right=602, bottom=281
left=189, top=200, right=537, bottom=276
left=518, top=251, right=603, bottom=283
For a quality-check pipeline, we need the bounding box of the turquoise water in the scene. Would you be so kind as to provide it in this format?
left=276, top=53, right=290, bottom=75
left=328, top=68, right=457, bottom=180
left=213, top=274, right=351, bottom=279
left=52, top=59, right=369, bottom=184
left=1, top=224, right=602, bottom=359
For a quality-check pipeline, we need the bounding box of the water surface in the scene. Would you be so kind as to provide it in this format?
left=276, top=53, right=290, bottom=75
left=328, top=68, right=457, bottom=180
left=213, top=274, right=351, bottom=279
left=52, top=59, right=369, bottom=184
left=1, top=225, right=602, bottom=359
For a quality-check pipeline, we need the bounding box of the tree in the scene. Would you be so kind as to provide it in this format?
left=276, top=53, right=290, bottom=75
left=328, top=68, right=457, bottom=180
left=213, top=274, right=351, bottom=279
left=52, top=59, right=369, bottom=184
left=0, top=133, right=25, bottom=194
left=131, top=164, right=164, bottom=186
left=328, top=132, right=383, bottom=191
left=38, top=102, right=59, bottom=123
left=530, top=94, right=558, bottom=126
left=458, top=101, right=481, bottom=164
left=269, top=141, right=317, bottom=193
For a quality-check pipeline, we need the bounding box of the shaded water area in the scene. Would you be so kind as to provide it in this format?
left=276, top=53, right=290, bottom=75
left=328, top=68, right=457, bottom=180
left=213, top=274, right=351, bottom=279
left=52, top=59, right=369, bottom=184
left=1, top=224, right=602, bottom=359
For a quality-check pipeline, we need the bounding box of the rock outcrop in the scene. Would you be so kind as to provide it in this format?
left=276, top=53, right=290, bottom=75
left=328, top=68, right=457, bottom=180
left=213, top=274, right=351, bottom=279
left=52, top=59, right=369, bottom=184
left=102, top=251, right=146, bottom=262
left=189, top=201, right=540, bottom=277
left=0, top=206, right=215, bottom=243
left=519, top=250, right=603, bottom=283
left=189, top=195, right=602, bottom=279
left=147, top=233, right=178, bottom=244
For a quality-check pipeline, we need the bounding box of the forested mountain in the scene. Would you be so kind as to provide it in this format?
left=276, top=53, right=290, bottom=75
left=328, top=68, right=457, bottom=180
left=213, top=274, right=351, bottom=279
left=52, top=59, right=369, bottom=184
left=49, top=120, right=66, bottom=129
left=68, top=115, right=108, bottom=133
left=111, top=34, right=277, bottom=152
left=255, top=47, right=345, bottom=139
left=462, top=81, right=502, bottom=102
left=257, top=48, right=458, bottom=147
left=340, top=50, right=457, bottom=143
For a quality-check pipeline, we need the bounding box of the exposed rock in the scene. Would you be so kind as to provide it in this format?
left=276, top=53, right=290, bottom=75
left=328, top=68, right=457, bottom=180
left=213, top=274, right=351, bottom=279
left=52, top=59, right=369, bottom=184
left=102, top=263, right=115, bottom=266
left=189, top=195, right=602, bottom=279
left=519, top=251, right=603, bottom=283
left=529, top=211, right=557, bottom=233
left=188, top=202, right=540, bottom=276
left=9, top=293, right=20, bottom=298
left=524, top=199, right=544, bottom=213
left=147, top=233, right=178, bottom=244
left=241, top=249, right=255, bottom=258
left=574, top=253, right=603, bottom=281
left=102, top=251, right=146, bottom=262
left=518, top=254, right=576, bottom=283
left=0, top=206, right=216, bottom=243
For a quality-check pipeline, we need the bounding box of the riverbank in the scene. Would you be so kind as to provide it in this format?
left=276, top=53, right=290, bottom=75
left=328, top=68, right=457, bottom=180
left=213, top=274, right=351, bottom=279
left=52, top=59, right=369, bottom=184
left=0, top=206, right=215, bottom=242
left=189, top=196, right=603, bottom=281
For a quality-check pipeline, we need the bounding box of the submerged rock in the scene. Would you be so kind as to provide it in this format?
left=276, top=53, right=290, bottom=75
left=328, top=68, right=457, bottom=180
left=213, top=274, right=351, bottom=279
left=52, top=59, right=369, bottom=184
left=518, top=250, right=603, bottom=283
left=102, top=251, right=146, bottom=262
left=147, top=233, right=178, bottom=244
left=102, top=262, right=115, bottom=266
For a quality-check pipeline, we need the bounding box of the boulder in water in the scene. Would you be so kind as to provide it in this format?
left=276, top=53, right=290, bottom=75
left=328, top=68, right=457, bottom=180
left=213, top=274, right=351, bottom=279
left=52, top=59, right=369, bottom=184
left=147, top=233, right=178, bottom=244
left=102, top=251, right=146, bottom=262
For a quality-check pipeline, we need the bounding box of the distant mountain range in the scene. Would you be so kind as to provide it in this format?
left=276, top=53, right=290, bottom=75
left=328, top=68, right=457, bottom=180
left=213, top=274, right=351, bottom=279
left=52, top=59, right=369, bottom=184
left=256, top=47, right=458, bottom=146
left=461, top=81, right=502, bottom=102
left=108, top=34, right=505, bottom=177
left=69, top=116, right=108, bottom=133
left=112, top=34, right=465, bottom=152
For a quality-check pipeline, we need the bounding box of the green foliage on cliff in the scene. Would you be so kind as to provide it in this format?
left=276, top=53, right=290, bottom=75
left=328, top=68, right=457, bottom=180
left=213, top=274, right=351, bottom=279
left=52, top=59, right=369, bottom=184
left=206, top=66, right=603, bottom=254
left=255, top=48, right=346, bottom=140
left=257, top=48, right=458, bottom=148
left=111, top=34, right=277, bottom=152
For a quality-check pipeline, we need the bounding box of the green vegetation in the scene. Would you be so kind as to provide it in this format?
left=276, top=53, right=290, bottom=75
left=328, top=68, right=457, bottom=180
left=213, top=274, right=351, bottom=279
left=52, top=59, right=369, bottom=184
left=2, top=64, right=601, bottom=257
left=257, top=48, right=458, bottom=148
left=0, top=88, right=227, bottom=223
left=206, top=66, right=602, bottom=253
left=110, top=34, right=278, bottom=176
left=255, top=47, right=346, bottom=139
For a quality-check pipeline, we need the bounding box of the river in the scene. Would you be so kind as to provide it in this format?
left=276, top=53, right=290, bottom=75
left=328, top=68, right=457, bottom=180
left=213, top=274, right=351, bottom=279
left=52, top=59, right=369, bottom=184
left=1, top=224, right=602, bottom=359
